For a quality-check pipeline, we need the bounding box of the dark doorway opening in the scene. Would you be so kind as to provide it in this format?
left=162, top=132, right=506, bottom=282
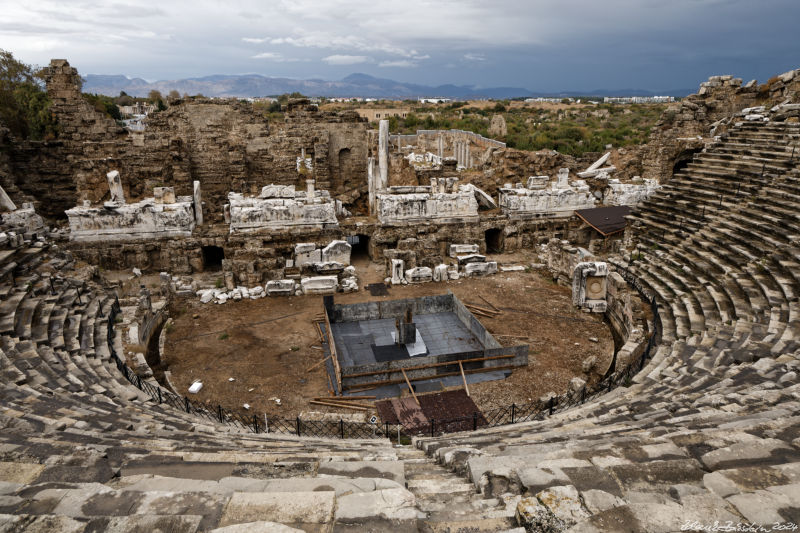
left=201, top=246, right=224, bottom=271
left=485, top=228, right=503, bottom=254
left=347, top=234, right=371, bottom=260
left=672, top=149, right=702, bottom=177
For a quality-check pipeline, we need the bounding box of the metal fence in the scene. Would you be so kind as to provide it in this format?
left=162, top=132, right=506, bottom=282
left=393, top=267, right=662, bottom=438
left=105, top=266, right=662, bottom=440
left=107, top=299, right=388, bottom=439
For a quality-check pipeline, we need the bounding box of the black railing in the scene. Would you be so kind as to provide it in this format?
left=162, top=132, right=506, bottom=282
left=106, top=298, right=388, bottom=439
left=106, top=264, right=662, bottom=440
left=397, top=266, right=662, bottom=438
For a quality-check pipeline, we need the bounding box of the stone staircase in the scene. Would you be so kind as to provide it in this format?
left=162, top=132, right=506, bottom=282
left=2, top=119, right=800, bottom=530
left=411, top=120, right=800, bottom=531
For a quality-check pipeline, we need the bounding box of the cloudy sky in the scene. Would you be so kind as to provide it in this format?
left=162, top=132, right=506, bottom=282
left=3, top=0, right=799, bottom=92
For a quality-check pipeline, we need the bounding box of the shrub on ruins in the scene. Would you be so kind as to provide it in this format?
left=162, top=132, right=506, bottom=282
left=83, top=93, right=122, bottom=121
left=0, top=49, right=57, bottom=140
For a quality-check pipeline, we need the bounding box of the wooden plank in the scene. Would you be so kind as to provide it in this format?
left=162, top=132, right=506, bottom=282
left=466, top=303, right=500, bottom=315
left=345, top=385, right=378, bottom=394
left=309, top=400, right=369, bottom=411
left=465, top=306, right=497, bottom=319
left=313, top=321, right=324, bottom=343
left=314, top=396, right=376, bottom=401
left=401, top=368, right=419, bottom=406
left=343, top=364, right=519, bottom=390
left=312, top=399, right=373, bottom=409
left=323, top=306, right=342, bottom=392
left=306, top=355, right=331, bottom=373
left=459, top=360, right=470, bottom=397
left=343, top=352, right=516, bottom=379
left=479, top=294, right=499, bottom=312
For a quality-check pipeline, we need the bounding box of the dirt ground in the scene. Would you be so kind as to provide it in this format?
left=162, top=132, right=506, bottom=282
left=161, top=252, right=613, bottom=420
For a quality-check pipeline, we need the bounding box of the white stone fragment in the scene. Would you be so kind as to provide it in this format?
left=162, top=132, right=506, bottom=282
left=300, top=276, right=338, bottom=295
left=188, top=381, right=203, bottom=394
left=391, top=259, right=405, bottom=285
left=321, top=240, right=351, bottom=265
left=405, top=267, right=433, bottom=283
left=266, top=280, right=296, bottom=296
left=449, top=244, right=479, bottom=257
left=433, top=264, right=449, bottom=282
left=464, top=262, right=497, bottom=277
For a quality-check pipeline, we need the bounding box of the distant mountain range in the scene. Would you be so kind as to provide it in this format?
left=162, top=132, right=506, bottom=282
left=82, top=72, right=693, bottom=100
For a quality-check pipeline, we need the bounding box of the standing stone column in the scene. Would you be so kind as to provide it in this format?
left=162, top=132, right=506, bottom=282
left=367, top=156, right=376, bottom=215
left=193, top=181, right=203, bottom=225
left=306, top=178, right=315, bottom=200
left=437, top=134, right=443, bottom=159
left=378, top=120, right=389, bottom=191
left=465, top=143, right=471, bottom=169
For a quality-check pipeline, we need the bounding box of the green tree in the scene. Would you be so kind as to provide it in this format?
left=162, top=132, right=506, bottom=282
left=116, top=91, right=134, bottom=106
left=0, top=49, right=56, bottom=140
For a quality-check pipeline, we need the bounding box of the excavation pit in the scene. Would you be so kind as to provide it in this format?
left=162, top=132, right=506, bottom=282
left=322, top=292, right=529, bottom=398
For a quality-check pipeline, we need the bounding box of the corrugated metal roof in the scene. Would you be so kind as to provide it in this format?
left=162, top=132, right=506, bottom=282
left=575, top=205, right=632, bottom=236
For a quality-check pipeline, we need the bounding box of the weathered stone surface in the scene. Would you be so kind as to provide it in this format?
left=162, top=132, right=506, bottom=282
left=300, top=276, right=338, bottom=294
left=464, top=262, right=497, bottom=277
left=0, top=185, right=16, bottom=211
left=317, top=461, right=405, bottom=485
left=603, top=178, right=660, bottom=206
left=376, top=188, right=479, bottom=225
left=210, top=521, right=304, bottom=533
left=433, top=264, right=449, bottom=282
left=581, top=489, right=626, bottom=514
left=516, top=496, right=566, bottom=533
left=700, top=439, right=800, bottom=470
left=391, top=259, right=405, bottom=285
left=499, top=172, right=596, bottom=218
left=265, top=280, right=295, bottom=296
left=334, top=487, right=417, bottom=521
left=0, top=462, right=45, bottom=484
left=404, top=267, right=433, bottom=283
left=321, top=240, right=351, bottom=265
left=449, top=244, right=479, bottom=257
left=573, top=262, right=608, bottom=313
left=65, top=196, right=195, bottom=242
left=218, top=491, right=335, bottom=528
left=228, top=190, right=338, bottom=233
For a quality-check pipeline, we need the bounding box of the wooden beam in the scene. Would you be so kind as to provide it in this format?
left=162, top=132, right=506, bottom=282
left=343, top=364, right=519, bottom=391
left=345, top=385, right=378, bottom=394
left=306, top=355, right=331, bottom=373
left=401, top=368, right=419, bottom=406
left=465, top=306, right=497, bottom=318
left=343, top=353, right=516, bottom=379
left=309, top=400, right=369, bottom=411
left=311, top=398, right=373, bottom=409
left=459, top=360, right=469, bottom=397
left=466, top=303, right=500, bottom=315
left=479, top=294, right=499, bottom=312
left=314, top=396, right=376, bottom=401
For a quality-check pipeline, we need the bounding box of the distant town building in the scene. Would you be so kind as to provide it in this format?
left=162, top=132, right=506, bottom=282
left=603, top=96, right=674, bottom=104
left=355, top=108, right=410, bottom=121
left=418, top=97, right=452, bottom=104
left=118, top=102, right=156, bottom=117
left=524, top=97, right=575, bottom=103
